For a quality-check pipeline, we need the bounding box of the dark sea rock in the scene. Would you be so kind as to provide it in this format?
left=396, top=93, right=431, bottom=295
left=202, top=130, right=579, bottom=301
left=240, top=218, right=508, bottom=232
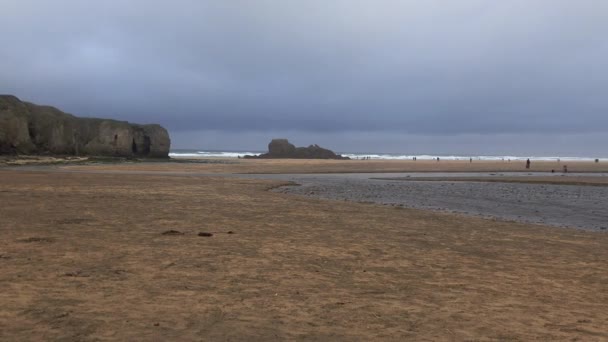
left=268, top=139, right=296, bottom=157
left=246, top=139, right=349, bottom=159
left=0, top=95, right=170, bottom=157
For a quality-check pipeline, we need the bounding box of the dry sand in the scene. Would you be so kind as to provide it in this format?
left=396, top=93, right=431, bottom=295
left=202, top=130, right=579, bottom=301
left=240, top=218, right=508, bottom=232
left=1, top=161, right=608, bottom=340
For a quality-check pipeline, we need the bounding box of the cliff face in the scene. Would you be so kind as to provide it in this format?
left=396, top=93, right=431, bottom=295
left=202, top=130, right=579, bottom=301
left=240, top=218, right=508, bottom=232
left=246, top=139, right=349, bottom=159
left=0, top=96, right=35, bottom=154
left=0, top=95, right=170, bottom=157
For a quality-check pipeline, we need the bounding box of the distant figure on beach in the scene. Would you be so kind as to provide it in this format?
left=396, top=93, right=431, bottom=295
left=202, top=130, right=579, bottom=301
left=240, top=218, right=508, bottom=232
left=436, top=157, right=440, bottom=162
left=526, top=159, right=531, bottom=169
left=557, top=158, right=560, bottom=163
left=596, top=159, right=600, bottom=163
left=563, top=165, right=568, bottom=173
left=470, top=157, right=472, bottom=163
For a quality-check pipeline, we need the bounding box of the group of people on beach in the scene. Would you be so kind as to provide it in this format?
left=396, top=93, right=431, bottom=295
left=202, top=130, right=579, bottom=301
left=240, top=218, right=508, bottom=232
left=527, top=158, right=582, bottom=173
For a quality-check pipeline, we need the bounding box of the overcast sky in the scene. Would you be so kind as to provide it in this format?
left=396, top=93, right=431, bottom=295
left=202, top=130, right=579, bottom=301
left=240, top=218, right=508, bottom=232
left=1, top=1, right=607, bottom=155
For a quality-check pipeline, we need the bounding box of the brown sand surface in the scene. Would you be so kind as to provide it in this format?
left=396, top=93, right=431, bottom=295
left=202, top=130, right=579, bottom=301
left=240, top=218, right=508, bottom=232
left=58, top=158, right=608, bottom=174
left=1, top=168, right=607, bottom=340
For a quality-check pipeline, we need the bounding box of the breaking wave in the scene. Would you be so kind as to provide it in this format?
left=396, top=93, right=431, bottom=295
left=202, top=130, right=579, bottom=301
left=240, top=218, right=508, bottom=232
left=170, top=150, right=603, bottom=162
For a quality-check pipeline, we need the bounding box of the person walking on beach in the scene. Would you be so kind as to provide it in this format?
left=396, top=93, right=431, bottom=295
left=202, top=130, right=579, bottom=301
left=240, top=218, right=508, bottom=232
left=526, top=159, right=531, bottom=169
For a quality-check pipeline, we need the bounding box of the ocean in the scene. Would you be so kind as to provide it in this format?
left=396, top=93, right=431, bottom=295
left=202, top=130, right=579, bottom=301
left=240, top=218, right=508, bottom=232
left=169, top=149, right=604, bottom=162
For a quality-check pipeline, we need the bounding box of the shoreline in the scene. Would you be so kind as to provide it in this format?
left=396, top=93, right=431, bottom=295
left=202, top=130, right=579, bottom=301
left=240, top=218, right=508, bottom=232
left=3, top=154, right=607, bottom=172
left=169, top=152, right=608, bottom=162
left=4, top=157, right=607, bottom=175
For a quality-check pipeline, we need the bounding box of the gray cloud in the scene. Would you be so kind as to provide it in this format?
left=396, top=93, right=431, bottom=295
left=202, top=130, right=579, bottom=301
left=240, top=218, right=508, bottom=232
left=1, top=1, right=607, bottom=153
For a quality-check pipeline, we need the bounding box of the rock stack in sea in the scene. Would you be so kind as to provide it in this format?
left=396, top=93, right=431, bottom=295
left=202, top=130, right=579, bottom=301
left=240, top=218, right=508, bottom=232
left=246, top=139, right=349, bottom=159
left=0, top=95, right=171, bottom=158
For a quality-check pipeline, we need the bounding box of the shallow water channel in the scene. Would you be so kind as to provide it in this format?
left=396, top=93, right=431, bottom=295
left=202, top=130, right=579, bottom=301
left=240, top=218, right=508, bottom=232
left=245, top=172, right=608, bottom=231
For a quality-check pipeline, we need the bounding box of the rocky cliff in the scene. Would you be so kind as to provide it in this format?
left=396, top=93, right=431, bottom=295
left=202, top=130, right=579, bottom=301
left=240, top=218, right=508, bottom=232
left=246, top=139, right=349, bottom=159
left=0, top=95, right=170, bottom=157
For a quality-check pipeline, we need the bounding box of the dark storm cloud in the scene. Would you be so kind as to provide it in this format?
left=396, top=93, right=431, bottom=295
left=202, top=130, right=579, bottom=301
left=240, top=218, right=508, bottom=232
left=1, top=1, right=607, bottom=149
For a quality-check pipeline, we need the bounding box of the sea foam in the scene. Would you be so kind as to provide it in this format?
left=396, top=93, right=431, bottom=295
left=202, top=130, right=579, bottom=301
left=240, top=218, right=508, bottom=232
left=169, top=150, right=604, bottom=162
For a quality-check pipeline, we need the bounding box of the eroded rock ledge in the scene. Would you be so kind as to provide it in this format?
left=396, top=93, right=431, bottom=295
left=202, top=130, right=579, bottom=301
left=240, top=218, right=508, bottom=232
left=0, top=95, right=170, bottom=158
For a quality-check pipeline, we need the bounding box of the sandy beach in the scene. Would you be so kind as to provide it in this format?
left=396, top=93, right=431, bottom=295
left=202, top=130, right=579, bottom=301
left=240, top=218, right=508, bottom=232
left=36, top=157, right=605, bottom=174
left=3, top=1, right=607, bottom=339
left=1, top=159, right=607, bottom=340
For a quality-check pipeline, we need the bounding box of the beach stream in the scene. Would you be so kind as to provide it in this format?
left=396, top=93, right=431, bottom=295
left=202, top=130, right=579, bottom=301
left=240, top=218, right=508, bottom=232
left=248, top=172, right=608, bottom=231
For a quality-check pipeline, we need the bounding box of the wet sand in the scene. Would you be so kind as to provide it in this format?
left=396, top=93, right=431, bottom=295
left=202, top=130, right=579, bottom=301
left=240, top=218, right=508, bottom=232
left=269, top=174, right=608, bottom=231
left=53, top=158, right=608, bottom=174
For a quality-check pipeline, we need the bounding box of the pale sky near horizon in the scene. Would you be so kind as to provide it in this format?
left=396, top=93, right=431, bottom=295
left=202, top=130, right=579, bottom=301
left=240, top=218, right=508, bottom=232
left=1, top=1, right=607, bottom=156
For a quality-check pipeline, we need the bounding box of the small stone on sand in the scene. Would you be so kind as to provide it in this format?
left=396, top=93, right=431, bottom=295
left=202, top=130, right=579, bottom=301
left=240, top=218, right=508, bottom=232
left=161, top=230, right=184, bottom=236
